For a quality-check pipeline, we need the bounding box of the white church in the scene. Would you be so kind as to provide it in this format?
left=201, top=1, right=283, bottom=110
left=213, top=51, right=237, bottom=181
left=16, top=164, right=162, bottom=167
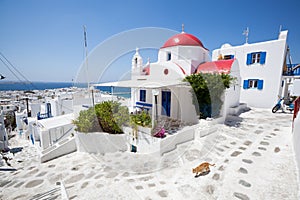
left=98, top=29, right=242, bottom=125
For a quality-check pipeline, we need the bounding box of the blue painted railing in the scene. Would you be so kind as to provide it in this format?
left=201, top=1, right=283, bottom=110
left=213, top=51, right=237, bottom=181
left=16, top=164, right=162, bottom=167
left=283, top=64, right=300, bottom=76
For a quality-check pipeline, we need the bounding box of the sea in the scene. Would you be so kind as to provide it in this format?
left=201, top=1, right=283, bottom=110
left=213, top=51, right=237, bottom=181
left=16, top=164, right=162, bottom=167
left=0, top=81, right=131, bottom=98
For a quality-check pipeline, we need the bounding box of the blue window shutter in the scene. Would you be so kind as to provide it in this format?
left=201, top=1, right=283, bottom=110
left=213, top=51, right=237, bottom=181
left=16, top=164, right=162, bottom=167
left=260, top=52, right=266, bottom=64
left=246, top=53, right=252, bottom=65
left=230, top=55, right=234, bottom=59
left=258, top=80, right=264, bottom=90
left=243, top=80, right=249, bottom=89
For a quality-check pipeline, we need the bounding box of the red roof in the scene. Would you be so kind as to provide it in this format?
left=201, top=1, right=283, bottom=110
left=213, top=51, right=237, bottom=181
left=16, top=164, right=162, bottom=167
left=143, top=66, right=150, bottom=75
left=161, top=32, right=205, bottom=49
left=196, top=59, right=234, bottom=74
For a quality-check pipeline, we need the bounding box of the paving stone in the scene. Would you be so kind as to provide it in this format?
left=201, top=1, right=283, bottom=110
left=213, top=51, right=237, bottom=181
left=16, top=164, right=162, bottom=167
left=218, top=165, right=225, bottom=171
left=243, top=141, right=252, bottom=146
left=231, top=151, right=242, bottom=157
left=260, top=141, right=269, bottom=145
left=136, top=185, right=143, bottom=190
left=252, top=152, right=261, bottom=156
left=239, top=180, right=251, bottom=187
left=157, top=190, right=168, bottom=198
left=206, top=185, right=215, bottom=194
left=238, top=147, right=247, bottom=150
left=230, top=142, right=237, bottom=145
left=258, top=147, right=267, bottom=151
left=255, top=130, right=263, bottom=134
left=148, top=183, right=156, bottom=187
left=238, top=167, right=248, bottom=174
left=242, top=159, right=253, bottom=164
left=271, top=133, right=277, bottom=136
left=215, top=147, right=224, bottom=152
left=25, top=179, right=44, bottom=188
left=233, top=192, right=250, bottom=200
left=212, top=173, right=220, bottom=180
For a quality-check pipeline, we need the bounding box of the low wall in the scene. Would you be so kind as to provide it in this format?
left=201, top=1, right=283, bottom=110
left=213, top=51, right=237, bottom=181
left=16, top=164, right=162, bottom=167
left=160, top=126, right=195, bottom=156
left=75, top=132, right=128, bottom=154
left=293, top=109, right=300, bottom=187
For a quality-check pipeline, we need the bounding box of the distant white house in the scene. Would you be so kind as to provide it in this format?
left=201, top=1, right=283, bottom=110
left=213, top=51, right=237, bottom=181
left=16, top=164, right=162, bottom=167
left=31, top=113, right=75, bottom=150
left=212, top=30, right=295, bottom=108
left=0, top=111, right=8, bottom=151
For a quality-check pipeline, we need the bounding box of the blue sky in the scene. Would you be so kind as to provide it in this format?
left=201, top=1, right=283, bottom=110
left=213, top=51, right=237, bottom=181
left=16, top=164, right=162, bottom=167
left=1, top=0, right=300, bottom=82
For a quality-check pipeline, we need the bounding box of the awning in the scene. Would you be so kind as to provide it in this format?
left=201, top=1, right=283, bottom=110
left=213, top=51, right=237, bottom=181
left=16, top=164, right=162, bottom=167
left=92, top=79, right=189, bottom=89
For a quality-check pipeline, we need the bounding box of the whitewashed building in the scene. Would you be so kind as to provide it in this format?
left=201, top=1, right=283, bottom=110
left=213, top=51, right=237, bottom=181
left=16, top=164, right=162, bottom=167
left=0, top=111, right=8, bottom=151
left=212, top=30, right=291, bottom=108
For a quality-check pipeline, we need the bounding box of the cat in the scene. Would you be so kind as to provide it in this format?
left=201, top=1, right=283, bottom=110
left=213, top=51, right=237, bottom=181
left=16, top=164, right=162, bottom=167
left=192, top=162, right=215, bottom=176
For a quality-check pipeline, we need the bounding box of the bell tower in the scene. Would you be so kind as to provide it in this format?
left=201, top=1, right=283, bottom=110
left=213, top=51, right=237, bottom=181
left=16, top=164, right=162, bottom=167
left=132, top=47, right=143, bottom=75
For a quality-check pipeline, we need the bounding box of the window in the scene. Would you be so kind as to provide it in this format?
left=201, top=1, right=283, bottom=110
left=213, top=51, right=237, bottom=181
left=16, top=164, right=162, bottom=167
left=243, top=79, right=264, bottom=90
left=167, top=52, right=171, bottom=61
left=246, top=52, right=266, bottom=65
left=224, top=55, right=234, bottom=60
left=135, top=57, right=138, bottom=65
left=140, top=90, right=146, bottom=102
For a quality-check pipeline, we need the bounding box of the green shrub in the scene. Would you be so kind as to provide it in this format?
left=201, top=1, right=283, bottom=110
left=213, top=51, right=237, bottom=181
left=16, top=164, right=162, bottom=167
left=95, top=101, right=130, bottom=134
left=130, top=111, right=151, bottom=127
left=73, top=107, right=101, bottom=133
left=73, top=101, right=130, bottom=134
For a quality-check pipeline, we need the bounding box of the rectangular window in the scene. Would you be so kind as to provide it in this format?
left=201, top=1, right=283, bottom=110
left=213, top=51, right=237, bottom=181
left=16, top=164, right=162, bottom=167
left=246, top=52, right=266, bottom=65
left=167, top=52, right=171, bottom=61
left=140, top=90, right=146, bottom=102
left=243, top=79, right=264, bottom=90
left=224, top=55, right=234, bottom=60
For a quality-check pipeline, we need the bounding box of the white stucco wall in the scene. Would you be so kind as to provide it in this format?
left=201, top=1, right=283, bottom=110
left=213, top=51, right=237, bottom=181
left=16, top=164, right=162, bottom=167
left=292, top=79, right=300, bottom=96
left=39, top=123, right=74, bottom=150
left=293, top=110, right=300, bottom=185
left=158, top=46, right=209, bottom=75
left=40, top=137, right=77, bottom=163
left=223, top=59, right=241, bottom=117
left=212, top=31, right=288, bottom=108
left=75, top=132, right=128, bottom=153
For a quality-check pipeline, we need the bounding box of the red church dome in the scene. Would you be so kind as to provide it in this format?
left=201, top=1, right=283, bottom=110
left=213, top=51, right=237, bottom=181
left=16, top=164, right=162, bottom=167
left=161, top=32, right=205, bottom=49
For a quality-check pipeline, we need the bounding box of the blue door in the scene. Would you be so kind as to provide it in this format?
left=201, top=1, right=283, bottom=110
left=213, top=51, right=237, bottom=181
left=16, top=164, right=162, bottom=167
left=161, top=91, right=171, bottom=117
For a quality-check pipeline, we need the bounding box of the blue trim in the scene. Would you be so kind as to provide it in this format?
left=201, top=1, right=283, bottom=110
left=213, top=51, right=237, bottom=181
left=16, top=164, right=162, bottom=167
left=260, top=52, right=266, bottom=64
left=257, top=80, right=264, bottom=90
left=246, top=53, right=252, bottom=65
left=243, top=80, right=249, bottom=89
left=136, top=101, right=152, bottom=108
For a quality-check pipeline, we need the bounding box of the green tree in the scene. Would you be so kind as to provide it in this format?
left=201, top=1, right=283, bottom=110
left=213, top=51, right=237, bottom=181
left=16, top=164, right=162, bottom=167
left=184, top=73, right=235, bottom=119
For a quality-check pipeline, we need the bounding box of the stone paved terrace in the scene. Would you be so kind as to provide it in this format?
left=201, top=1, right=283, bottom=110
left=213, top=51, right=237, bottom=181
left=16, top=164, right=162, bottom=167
left=0, top=108, right=299, bottom=199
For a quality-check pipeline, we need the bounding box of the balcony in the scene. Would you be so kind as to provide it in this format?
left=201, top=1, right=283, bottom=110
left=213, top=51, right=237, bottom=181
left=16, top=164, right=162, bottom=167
left=283, top=64, right=300, bottom=76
